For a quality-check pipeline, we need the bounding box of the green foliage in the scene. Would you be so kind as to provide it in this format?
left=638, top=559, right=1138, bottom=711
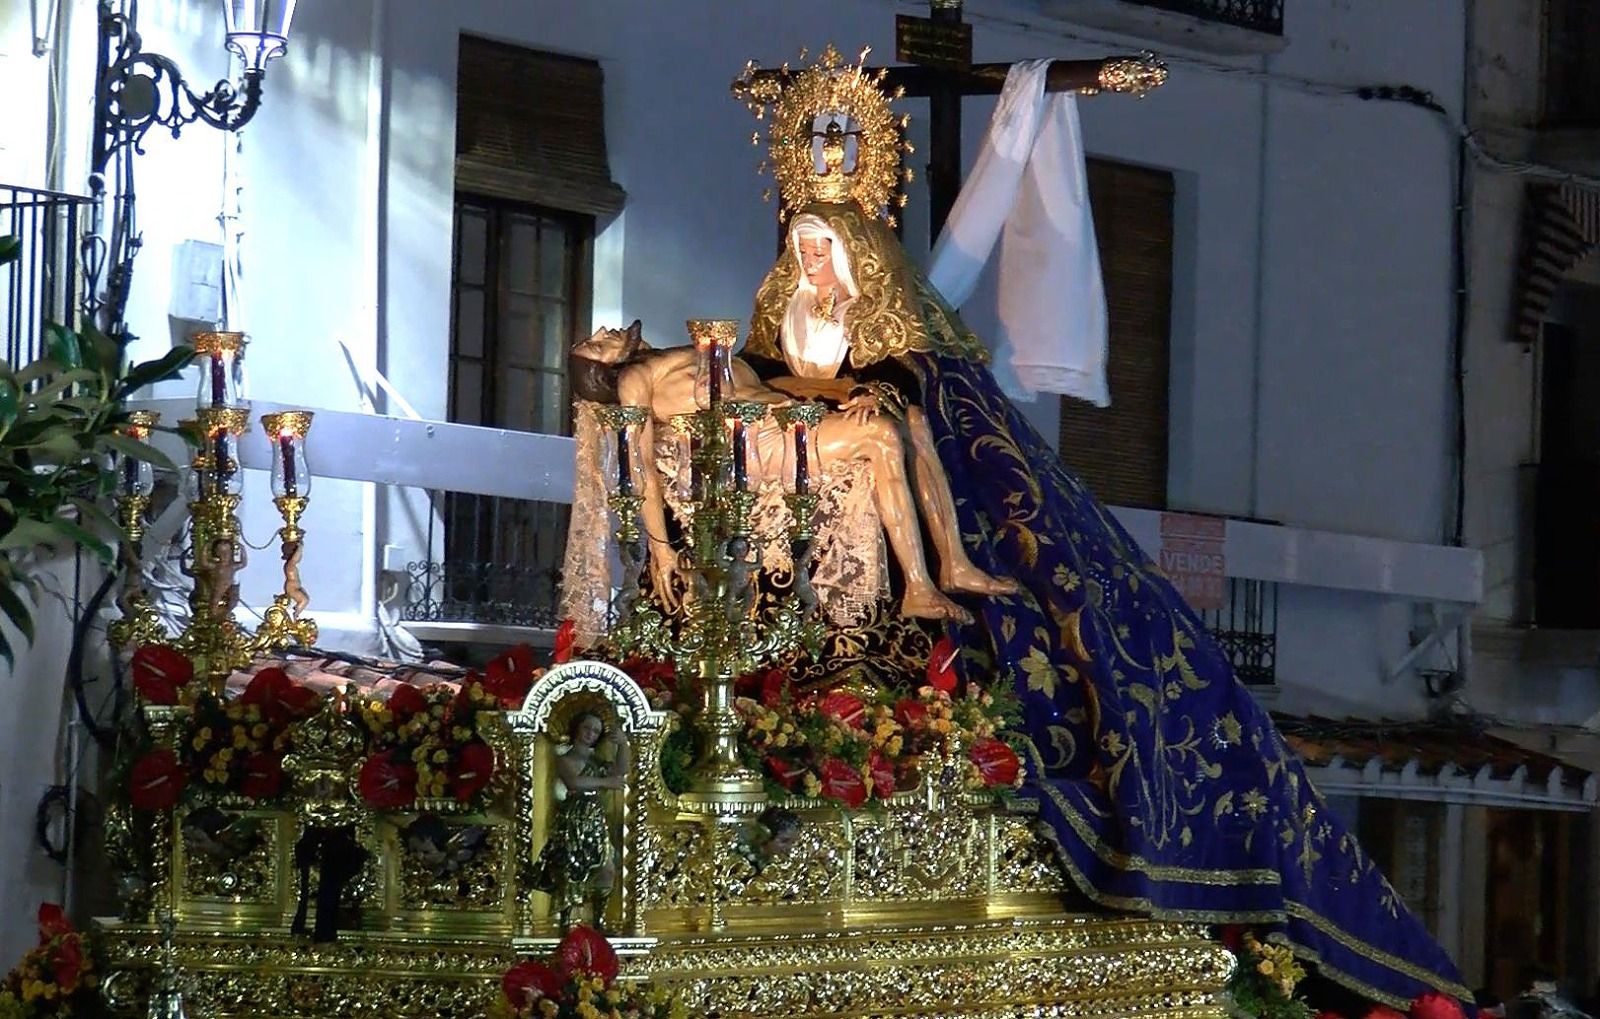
left=0, top=242, right=194, bottom=666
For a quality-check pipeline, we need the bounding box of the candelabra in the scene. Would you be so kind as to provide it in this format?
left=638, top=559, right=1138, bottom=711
left=602, top=320, right=826, bottom=811
left=110, top=331, right=318, bottom=691
left=107, top=409, right=169, bottom=649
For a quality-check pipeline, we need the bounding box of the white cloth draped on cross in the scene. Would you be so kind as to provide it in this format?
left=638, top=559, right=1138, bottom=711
left=927, top=60, right=1110, bottom=407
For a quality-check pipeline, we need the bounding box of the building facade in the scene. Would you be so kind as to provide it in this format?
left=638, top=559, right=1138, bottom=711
left=0, top=0, right=1593, bottom=994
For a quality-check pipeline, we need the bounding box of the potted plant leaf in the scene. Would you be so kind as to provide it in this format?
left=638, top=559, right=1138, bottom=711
left=0, top=235, right=194, bottom=666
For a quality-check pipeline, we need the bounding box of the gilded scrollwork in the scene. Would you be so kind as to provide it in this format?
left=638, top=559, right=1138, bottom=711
left=179, top=808, right=277, bottom=902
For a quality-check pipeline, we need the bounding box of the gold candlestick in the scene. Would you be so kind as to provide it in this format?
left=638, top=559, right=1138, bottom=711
left=252, top=411, right=318, bottom=655
left=109, top=410, right=169, bottom=649
left=178, top=406, right=252, bottom=691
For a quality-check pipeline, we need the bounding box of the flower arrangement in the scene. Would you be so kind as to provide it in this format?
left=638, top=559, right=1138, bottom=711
left=1221, top=927, right=1313, bottom=1019
left=730, top=636, right=1024, bottom=806
left=0, top=905, right=98, bottom=1019
left=490, top=925, right=685, bottom=1019
left=123, top=640, right=556, bottom=814
left=126, top=649, right=322, bottom=809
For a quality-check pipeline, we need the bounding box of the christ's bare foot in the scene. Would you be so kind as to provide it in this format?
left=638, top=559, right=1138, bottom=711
left=941, top=562, right=1020, bottom=597
left=901, top=586, right=974, bottom=624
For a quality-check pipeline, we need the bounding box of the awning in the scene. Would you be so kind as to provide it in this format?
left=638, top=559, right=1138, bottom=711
left=1513, top=182, right=1600, bottom=343
left=1275, top=713, right=1599, bottom=810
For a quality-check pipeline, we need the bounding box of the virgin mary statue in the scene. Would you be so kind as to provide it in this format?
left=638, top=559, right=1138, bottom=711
left=735, top=49, right=1468, bottom=1009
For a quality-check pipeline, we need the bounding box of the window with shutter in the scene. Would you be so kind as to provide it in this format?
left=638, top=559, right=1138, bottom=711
left=455, top=36, right=626, bottom=215
left=1057, top=159, right=1175, bottom=509
left=434, top=37, right=621, bottom=610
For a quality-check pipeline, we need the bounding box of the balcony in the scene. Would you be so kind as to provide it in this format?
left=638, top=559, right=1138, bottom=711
left=1123, top=0, right=1283, bottom=34
left=2, top=184, right=94, bottom=368
left=1030, top=0, right=1289, bottom=57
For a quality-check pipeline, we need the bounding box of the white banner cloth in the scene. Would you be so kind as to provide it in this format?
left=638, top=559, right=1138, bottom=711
left=926, top=59, right=1110, bottom=407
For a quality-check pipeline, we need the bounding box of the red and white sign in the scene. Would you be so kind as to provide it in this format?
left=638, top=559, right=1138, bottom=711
left=1158, top=513, right=1227, bottom=610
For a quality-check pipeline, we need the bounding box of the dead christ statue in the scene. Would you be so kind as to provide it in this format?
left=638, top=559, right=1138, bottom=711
left=568, top=321, right=1012, bottom=623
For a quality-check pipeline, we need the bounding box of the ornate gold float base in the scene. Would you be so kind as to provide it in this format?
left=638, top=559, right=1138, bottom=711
left=97, top=914, right=1231, bottom=1019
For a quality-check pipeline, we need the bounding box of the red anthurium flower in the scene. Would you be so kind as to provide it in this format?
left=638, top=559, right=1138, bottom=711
left=818, top=690, right=866, bottom=729
left=131, top=644, right=193, bottom=705
left=128, top=749, right=188, bottom=811
left=867, top=749, right=896, bottom=799
left=37, top=903, right=71, bottom=943
left=482, top=645, right=536, bottom=706
left=502, top=959, right=564, bottom=1005
left=1410, top=994, right=1467, bottom=1019
left=239, top=752, right=286, bottom=800
left=51, top=933, right=84, bottom=990
left=758, top=669, right=791, bottom=708
left=555, top=924, right=619, bottom=985
left=969, top=738, right=1021, bottom=787
left=894, top=697, right=928, bottom=729
left=242, top=667, right=320, bottom=724
left=765, top=755, right=807, bottom=791
left=386, top=683, right=428, bottom=720
left=1217, top=924, right=1245, bottom=952
left=621, top=656, right=675, bottom=693
left=553, top=619, right=577, bottom=664
left=926, top=636, right=959, bottom=693
left=818, top=757, right=868, bottom=809
left=357, top=753, right=418, bottom=809
left=450, top=742, right=495, bottom=801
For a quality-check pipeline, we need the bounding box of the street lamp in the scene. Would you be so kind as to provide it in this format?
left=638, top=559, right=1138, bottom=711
left=92, top=0, right=298, bottom=175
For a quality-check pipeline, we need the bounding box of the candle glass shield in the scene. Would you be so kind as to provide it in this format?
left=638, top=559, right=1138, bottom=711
left=772, top=402, right=825, bottom=496
left=688, top=319, right=738, bottom=410
left=596, top=406, right=648, bottom=496
left=669, top=413, right=703, bottom=502
left=114, top=410, right=161, bottom=497
left=197, top=407, right=250, bottom=497
left=192, top=331, right=247, bottom=409
left=261, top=411, right=313, bottom=498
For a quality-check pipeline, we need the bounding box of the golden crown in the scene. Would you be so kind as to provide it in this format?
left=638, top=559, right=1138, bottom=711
left=734, top=45, right=913, bottom=223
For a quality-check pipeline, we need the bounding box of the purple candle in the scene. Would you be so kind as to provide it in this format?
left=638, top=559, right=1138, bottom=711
left=731, top=418, right=748, bottom=491
left=209, top=352, right=227, bottom=407
left=793, top=420, right=810, bottom=495
left=709, top=345, right=723, bottom=406
left=615, top=429, right=633, bottom=495
left=689, top=433, right=703, bottom=500
left=213, top=432, right=232, bottom=485
left=279, top=432, right=298, bottom=495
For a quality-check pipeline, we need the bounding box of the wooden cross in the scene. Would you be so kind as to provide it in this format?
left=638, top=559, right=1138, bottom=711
left=881, top=1, right=1165, bottom=239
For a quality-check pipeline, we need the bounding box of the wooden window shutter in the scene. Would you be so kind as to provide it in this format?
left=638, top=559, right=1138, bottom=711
left=455, top=36, right=626, bottom=216
left=1057, top=159, right=1174, bottom=509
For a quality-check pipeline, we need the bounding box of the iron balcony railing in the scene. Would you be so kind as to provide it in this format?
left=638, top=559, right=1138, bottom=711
left=1, top=184, right=94, bottom=368
left=402, top=494, right=568, bottom=631
left=1126, top=0, right=1284, bottom=34
left=1200, top=578, right=1279, bottom=685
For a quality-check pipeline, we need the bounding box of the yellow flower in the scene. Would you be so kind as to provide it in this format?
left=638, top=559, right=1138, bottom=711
left=538, top=1001, right=559, bottom=1018
left=251, top=722, right=269, bottom=739
left=1256, top=959, right=1274, bottom=976
left=433, top=749, right=449, bottom=764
